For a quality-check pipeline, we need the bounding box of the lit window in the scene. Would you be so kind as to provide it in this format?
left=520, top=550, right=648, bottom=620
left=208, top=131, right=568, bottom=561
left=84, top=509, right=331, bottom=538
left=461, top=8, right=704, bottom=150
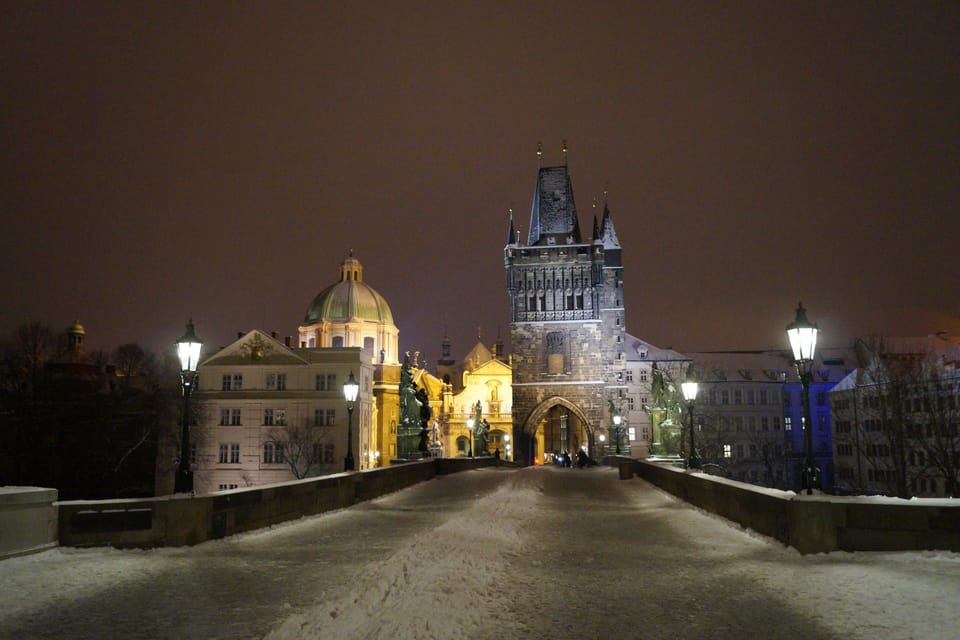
left=723, top=444, right=732, bottom=459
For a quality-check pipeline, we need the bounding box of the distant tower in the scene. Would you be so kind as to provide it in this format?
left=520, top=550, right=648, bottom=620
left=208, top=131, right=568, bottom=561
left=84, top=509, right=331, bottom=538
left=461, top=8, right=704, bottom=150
left=504, top=148, right=627, bottom=464
left=67, top=320, right=86, bottom=360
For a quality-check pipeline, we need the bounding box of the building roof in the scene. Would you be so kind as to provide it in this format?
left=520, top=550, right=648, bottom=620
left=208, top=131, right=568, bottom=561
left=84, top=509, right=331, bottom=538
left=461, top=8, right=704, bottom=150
left=625, top=334, right=690, bottom=363
left=303, top=254, right=394, bottom=325
left=527, top=165, right=582, bottom=245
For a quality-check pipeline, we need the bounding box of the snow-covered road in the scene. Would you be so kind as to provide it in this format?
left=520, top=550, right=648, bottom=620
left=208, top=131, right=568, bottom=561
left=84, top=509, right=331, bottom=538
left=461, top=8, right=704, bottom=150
left=1, top=466, right=957, bottom=639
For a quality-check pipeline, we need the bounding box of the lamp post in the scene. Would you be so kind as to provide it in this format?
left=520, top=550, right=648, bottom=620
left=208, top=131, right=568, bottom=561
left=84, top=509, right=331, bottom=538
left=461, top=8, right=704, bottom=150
left=343, top=371, right=359, bottom=471
left=174, top=320, right=202, bottom=494
left=786, top=302, right=820, bottom=494
left=504, top=434, right=510, bottom=461
left=681, top=375, right=700, bottom=469
left=612, top=413, right=623, bottom=455
left=466, top=416, right=475, bottom=458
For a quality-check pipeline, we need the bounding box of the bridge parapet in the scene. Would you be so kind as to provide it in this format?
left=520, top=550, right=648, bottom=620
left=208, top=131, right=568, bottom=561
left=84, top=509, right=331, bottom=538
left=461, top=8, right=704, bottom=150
left=630, top=459, right=960, bottom=554
left=56, top=457, right=497, bottom=549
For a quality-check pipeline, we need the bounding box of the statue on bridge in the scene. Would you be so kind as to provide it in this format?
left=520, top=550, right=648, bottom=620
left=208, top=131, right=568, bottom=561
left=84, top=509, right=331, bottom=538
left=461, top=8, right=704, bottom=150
left=397, top=354, right=424, bottom=460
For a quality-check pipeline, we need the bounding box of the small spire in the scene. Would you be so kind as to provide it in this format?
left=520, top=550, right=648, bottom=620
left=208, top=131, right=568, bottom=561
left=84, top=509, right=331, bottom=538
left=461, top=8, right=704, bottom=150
left=507, top=208, right=515, bottom=245
left=537, top=141, right=542, bottom=167
left=562, top=139, right=568, bottom=166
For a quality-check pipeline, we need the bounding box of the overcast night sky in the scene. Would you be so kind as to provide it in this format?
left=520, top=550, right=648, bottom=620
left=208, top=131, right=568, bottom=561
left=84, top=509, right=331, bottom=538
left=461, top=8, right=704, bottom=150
left=2, top=2, right=958, bottom=366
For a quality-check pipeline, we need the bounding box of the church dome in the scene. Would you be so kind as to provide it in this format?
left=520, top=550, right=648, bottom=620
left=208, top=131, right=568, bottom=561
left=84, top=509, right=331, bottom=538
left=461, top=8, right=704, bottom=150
left=303, top=255, right=394, bottom=325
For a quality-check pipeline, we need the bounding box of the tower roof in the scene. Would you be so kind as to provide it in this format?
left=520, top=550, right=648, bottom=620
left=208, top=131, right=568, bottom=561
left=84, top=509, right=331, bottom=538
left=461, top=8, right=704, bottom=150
left=528, top=166, right=582, bottom=245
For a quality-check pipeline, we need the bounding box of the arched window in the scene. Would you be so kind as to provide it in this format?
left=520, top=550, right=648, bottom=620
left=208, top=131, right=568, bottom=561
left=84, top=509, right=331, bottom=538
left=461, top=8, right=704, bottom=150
left=332, top=336, right=344, bottom=348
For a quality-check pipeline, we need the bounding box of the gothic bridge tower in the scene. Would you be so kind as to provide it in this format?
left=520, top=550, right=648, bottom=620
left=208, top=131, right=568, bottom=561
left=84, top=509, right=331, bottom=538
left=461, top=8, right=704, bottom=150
left=504, top=149, right=627, bottom=464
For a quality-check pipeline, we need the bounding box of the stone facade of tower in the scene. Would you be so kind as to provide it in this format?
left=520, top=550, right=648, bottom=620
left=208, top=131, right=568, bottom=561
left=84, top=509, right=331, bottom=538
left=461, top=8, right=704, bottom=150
left=504, top=161, right=628, bottom=464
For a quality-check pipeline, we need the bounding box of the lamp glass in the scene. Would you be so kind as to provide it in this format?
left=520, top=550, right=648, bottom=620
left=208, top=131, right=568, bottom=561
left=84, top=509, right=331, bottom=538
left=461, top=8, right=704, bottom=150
left=681, top=380, right=699, bottom=402
left=343, top=371, right=359, bottom=402
left=613, top=414, right=622, bottom=426
left=176, top=321, right=202, bottom=373
left=786, top=303, right=819, bottom=363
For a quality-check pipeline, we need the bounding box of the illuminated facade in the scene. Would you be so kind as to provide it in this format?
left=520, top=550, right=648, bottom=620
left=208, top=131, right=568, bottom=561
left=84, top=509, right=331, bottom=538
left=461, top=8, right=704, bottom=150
left=192, top=254, right=399, bottom=494
left=504, top=156, right=627, bottom=464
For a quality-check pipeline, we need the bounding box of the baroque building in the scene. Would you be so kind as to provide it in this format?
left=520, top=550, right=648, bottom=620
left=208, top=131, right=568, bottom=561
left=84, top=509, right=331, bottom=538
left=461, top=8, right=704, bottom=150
left=192, top=254, right=399, bottom=494
left=504, top=154, right=627, bottom=464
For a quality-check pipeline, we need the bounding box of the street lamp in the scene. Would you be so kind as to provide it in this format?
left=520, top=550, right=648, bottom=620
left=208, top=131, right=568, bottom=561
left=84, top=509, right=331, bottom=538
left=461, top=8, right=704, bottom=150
left=175, top=320, right=202, bottom=494
left=681, top=375, right=700, bottom=469
left=343, top=371, right=359, bottom=471
left=504, top=434, right=510, bottom=461
left=466, top=416, right=475, bottom=458
left=612, top=413, right=623, bottom=455
left=786, top=302, right=820, bottom=494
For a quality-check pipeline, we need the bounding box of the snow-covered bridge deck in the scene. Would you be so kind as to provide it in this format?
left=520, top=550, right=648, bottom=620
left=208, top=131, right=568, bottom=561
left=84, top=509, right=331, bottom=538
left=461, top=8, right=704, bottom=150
left=1, top=466, right=956, bottom=639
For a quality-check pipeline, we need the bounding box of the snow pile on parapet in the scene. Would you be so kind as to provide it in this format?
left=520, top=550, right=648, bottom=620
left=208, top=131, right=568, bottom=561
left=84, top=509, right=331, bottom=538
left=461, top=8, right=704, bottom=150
left=265, top=471, right=540, bottom=640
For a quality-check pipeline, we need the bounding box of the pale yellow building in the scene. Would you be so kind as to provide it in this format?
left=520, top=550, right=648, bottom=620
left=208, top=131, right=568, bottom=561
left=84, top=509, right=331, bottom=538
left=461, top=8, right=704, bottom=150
left=191, top=253, right=401, bottom=494
left=415, top=340, right=513, bottom=460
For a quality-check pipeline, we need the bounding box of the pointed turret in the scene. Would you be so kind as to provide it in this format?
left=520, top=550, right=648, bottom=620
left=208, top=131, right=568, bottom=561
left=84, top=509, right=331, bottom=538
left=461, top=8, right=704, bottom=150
left=600, top=202, right=621, bottom=249
left=506, top=209, right=516, bottom=245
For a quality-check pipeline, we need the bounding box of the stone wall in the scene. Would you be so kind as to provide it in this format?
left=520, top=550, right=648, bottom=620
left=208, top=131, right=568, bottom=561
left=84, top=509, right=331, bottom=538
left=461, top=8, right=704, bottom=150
left=0, top=486, right=59, bottom=559
left=629, top=459, right=960, bottom=554
left=57, top=457, right=497, bottom=549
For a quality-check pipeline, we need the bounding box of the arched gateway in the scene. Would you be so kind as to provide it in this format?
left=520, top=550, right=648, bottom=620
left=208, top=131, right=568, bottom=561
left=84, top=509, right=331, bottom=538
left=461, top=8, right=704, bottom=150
left=505, top=150, right=630, bottom=465
left=520, top=396, right=599, bottom=463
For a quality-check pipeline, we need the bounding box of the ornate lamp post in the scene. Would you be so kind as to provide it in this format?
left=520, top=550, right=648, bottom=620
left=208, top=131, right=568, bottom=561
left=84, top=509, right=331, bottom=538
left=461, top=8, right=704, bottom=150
left=612, top=413, right=623, bottom=455
left=466, top=416, right=475, bottom=458
left=681, top=375, right=700, bottom=469
left=175, top=320, right=202, bottom=494
left=343, top=371, right=359, bottom=471
left=786, top=302, right=820, bottom=494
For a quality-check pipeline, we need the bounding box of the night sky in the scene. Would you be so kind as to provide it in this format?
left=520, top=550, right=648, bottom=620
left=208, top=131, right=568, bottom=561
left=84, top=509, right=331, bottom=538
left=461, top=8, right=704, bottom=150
left=3, top=2, right=958, bottom=366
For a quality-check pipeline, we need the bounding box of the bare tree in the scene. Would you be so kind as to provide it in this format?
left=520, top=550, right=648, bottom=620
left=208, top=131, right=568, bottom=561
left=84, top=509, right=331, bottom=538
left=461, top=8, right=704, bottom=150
left=263, top=420, right=335, bottom=479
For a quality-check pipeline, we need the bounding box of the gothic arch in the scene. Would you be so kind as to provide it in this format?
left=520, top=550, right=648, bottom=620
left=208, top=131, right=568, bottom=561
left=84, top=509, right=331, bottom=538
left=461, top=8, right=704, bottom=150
left=521, top=396, right=592, bottom=437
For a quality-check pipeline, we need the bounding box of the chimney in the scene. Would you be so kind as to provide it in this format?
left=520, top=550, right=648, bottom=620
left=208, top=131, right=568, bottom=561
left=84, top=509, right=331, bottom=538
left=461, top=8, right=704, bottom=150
left=285, top=336, right=292, bottom=347
left=271, top=331, right=278, bottom=340
left=238, top=332, right=243, bottom=339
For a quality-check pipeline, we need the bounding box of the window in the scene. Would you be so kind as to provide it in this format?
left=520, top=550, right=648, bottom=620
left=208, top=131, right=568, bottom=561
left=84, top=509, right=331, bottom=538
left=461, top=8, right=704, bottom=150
left=263, top=442, right=275, bottom=463
left=266, top=373, right=287, bottom=390
left=816, top=391, right=827, bottom=406
left=818, top=415, right=827, bottom=431
left=734, top=390, right=742, bottom=405
left=220, top=409, right=230, bottom=426
left=761, top=416, right=769, bottom=431
left=231, top=409, right=241, bottom=425
left=759, top=390, right=768, bottom=404
left=628, top=427, right=636, bottom=441
left=316, top=373, right=337, bottom=391
left=627, top=397, right=635, bottom=410
left=640, top=370, right=648, bottom=382
left=721, top=390, right=729, bottom=405
left=218, top=484, right=239, bottom=491
left=723, top=444, right=732, bottom=459
left=625, top=370, right=634, bottom=382
left=736, top=444, right=744, bottom=459
left=275, top=409, right=286, bottom=426
left=264, top=409, right=275, bottom=426
left=324, top=443, right=335, bottom=463
left=326, top=409, right=336, bottom=426
left=219, top=443, right=241, bottom=464
left=746, top=390, right=755, bottom=405
left=785, top=416, right=792, bottom=431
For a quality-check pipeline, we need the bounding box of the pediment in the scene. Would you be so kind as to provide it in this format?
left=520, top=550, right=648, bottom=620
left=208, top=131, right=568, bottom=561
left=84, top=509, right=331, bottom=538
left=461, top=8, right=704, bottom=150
left=200, top=330, right=308, bottom=367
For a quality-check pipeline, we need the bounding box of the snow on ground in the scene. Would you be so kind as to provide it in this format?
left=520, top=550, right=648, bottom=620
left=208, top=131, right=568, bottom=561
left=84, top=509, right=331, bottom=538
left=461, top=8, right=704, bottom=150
left=1, top=466, right=958, bottom=640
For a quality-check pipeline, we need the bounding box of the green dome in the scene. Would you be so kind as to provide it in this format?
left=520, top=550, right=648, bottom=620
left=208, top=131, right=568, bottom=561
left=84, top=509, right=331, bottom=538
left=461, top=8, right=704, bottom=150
left=303, top=255, right=394, bottom=325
